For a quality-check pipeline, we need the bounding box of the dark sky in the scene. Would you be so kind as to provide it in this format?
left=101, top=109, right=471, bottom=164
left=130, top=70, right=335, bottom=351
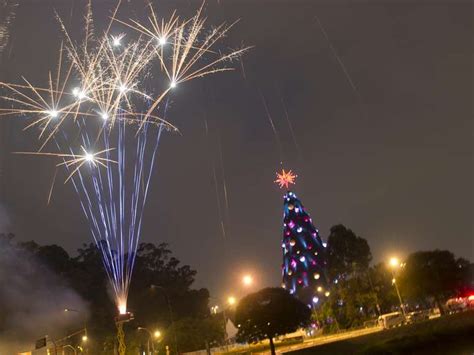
left=0, top=0, right=472, bottom=301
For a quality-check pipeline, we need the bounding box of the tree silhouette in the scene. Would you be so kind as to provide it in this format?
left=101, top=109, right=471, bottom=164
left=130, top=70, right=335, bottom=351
left=234, top=288, right=311, bottom=355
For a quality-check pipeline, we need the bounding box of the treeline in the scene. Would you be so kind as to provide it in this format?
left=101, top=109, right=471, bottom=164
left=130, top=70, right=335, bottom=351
left=320, top=224, right=471, bottom=331
left=0, top=233, right=224, bottom=354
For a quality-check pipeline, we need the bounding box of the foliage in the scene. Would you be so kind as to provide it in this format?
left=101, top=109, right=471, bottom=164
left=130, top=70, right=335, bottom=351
left=157, top=317, right=225, bottom=353
left=234, top=287, right=311, bottom=355
left=1, top=234, right=211, bottom=354
left=398, top=250, right=470, bottom=309
left=326, top=224, right=372, bottom=280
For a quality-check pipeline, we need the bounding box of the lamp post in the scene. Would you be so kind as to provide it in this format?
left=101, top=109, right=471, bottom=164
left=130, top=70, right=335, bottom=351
left=150, top=285, right=178, bottom=353
left=388, top=257, right=406, bottom=317
left=210, top=295, right=237, bottom=346
left=63, top=344, right=77, bottom=355
left=64, top=308, right=88, bottom=353
left=138, top=327, right=161, bottom=354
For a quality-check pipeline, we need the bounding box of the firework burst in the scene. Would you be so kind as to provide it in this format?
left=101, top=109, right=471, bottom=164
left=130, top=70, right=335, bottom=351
left=0, top=1, right=248, bottom=314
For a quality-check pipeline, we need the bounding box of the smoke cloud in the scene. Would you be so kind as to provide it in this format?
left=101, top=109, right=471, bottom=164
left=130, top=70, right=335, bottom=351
left=0, top=239, right=88, bottom=354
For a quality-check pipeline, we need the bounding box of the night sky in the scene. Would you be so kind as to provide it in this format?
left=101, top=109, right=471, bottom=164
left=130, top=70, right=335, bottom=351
left=0, top=0, right=472, bottom=301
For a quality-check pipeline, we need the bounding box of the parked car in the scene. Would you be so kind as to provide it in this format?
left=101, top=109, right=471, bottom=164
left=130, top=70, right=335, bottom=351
left=406, top=310, right=429, bottom=323
left=378, top=312, right=405, bottom=329
left=446, top=297, right=467, bottom=313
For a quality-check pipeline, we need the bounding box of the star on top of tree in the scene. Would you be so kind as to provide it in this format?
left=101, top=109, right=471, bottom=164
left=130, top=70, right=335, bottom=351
left=275, top=169, right=297, bottom=189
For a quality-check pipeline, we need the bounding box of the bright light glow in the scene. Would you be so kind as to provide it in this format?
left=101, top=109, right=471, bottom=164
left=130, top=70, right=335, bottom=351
left=312, top=296, right=319, bottom=304
left=242, top=274, right=253, bottom=287
left=119, top=84, right=128, bottom=93
left=82, top=335, right=88, bottom=342
left=154, top=330, right=161, bottom=338
left=275, top=169, right=297, bottom=189
left=158, top=37, right=167, bottom=46
left=227, top=296, right=236, bottom=305
left=389, top=257, right=400, bottom=268
left=101, top=112, right=109, bottom=120
left=85, top=153, right=94, bottom=162
left=47, top=110, right=58, bottom=118
left=317, top=286, right=323, bottom=292
left=392, top=278, right=396, bottom=284
left=118, top=302, right=127, bottom=315
left=314, top=273, right=320, bottom=280
left=72, top=87, right=80, bottom=96
left=325, top=291, right=330, bottom=297
left=112, top=36, right=122, bottom=47
left=170, top=80, right=177, bottom=89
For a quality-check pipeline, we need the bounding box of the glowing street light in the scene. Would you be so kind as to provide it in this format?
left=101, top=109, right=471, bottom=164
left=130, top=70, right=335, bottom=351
left=154, top=330, right=161, bottom=338
left=227, top=296, right=236, bottom=306
left=389, top=257, right=400, bottom=268
left=242, top=274, right=253, bottom=287
left=388, top=256, right=406, bottom=318
left=82, top=335, right=88, bottom=342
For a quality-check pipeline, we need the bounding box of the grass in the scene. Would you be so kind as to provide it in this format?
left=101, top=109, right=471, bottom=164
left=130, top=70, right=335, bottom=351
left=289, top=310, right=474, bottom=355
left=221, top=338, right=302, bottom=354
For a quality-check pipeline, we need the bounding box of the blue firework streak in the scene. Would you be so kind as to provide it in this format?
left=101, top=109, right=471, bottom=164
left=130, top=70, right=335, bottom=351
left=55, top=108, right=166, bottom=314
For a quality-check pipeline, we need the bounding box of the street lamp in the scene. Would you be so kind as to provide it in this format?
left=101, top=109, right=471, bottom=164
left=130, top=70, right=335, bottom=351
left=388, top=257, right=406, bottom=317
left=227, top=296, right=236, bottom=306
left=64, top=308, right=88, bottom=352
left=242, top=274, right=253, bottom=287
left=149, top=285, right=178, bottom=353
left=138, top=327, right=160, bottom=355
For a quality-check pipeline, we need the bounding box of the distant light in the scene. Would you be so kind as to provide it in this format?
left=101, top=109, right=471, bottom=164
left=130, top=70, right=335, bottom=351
left=322, top=242, right=327, bottom=248
left=314, top=273, right=320, bottom=280
left=317, top=286, right=323, bottom=293
left=154, top=330, right=161, bottom=338
left=389, top=257, right=400, bottom=268
left=242, top=274, right=253, bottom=287
left=312, top=296, right=319, bottom=304
left=325, top=291, right=330, bottom=297
left=227, top=296, right=236, bottom=305
left=82, top=335, right=88, bottom=342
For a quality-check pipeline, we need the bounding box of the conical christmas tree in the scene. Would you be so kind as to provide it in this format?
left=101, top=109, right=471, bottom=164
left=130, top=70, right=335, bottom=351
left=275, top=169, right=329, bottom=307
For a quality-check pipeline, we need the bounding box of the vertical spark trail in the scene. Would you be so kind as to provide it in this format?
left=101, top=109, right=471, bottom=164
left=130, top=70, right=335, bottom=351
left=55, top=113, right=165, bottom=313
left=314, top=14, right=368, bottom=120
left=260, top=91, right=284, bottom=163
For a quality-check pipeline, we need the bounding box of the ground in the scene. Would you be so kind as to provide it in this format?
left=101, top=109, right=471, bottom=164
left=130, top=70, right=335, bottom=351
left=287, top=310, right=474, bottom=355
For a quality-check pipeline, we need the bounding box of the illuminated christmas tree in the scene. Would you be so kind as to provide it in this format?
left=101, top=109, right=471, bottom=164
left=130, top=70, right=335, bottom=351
left=275, top=169, right=329, bottom=308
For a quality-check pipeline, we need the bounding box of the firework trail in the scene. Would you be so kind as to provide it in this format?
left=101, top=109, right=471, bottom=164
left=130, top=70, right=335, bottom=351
left=260, top=90, right=284, bottom=163
left=314, top=14, right=367, bottom=120
left=0, top=2, right=247, bottom=314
